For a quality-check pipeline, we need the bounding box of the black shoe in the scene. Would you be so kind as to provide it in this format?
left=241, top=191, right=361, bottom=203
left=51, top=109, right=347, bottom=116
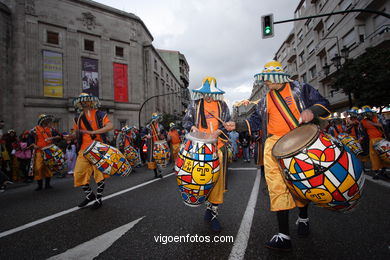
left=265, top=233, right=292, bottom=251
left=91, top=199, right=102, bottom=209
left=296, top=217, right=310, bottom=237
left=35, top=186, right=43, bottom=191
left=78, top=194, right=96, bottom=208
left=204, top=209, right=213, bottom=222
left=155, top=174, right=163, bottom=178
left=210, top=217, right=221, bottom=232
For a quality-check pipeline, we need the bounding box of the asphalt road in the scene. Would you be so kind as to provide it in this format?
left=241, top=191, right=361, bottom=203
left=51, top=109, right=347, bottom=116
left=0, top=161, right=389, bottom=260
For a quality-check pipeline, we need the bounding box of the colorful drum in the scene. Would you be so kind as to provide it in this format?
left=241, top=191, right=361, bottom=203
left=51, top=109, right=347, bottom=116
left=338, top=133, right=363, bottom=155
left=42, top=144, right=65, bottom=172
left=272, top=124, right=365, bottom=212
left=124, top=145, right=141, bottom=167
left=153, top=140, right=170, bottom=168
left=374, top=139, right=390, bottom=164
left=83, top=141, right=132, bottom=176
left=175, top=132, right=220, bottom=207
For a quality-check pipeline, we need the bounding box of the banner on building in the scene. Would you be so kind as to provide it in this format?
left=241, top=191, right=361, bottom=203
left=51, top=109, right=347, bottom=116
left=43, top=50, right=63, bottom=97
left=81, top=57, right=99, bottom=97
left=114, top=63, right=128, bottom=102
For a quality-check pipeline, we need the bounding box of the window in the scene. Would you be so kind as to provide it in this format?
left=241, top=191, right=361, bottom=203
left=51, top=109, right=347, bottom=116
left=119, top=120, right=127, bottom=128
left=84, top=39, right=94, bottom=51
left=161, top=67, right=163, bottom=75
left=339, top=0, right=352, bottom=11
left=154, top=59, right=157, bottom=70
left=325, top=16, right=334, bottom=30
left=115, top=46, right=124, bottom=57
left=307, top=40, right=314, bottom=54
left=342, top=29, right=355, bottom=48
left=302, top=73, right=307, bottom=82
left=305, top=19, right=313, bottom=31
left=309, top=66, right=317, bottom=79
left=299, top=51, right=305, bottom=64
left=297, top=29, right=303, bottom=42
left=46, top=31, right=59, bottom=45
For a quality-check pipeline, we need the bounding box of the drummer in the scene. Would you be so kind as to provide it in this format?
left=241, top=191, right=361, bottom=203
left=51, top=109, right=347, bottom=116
left=64, top=93, right=113, bottom=209
left=233, top=61, right=331, bottom=250
left=360, top=105, right=388, bottom=180
left=182, top=76, right=235, bottom=232
left=141, top=113, right=166, bottom=178
left=167, top=122, right=181, bottom=163
left=28, top=114, right=61, bottom=191
left=116, top=125, right=139, bottom=170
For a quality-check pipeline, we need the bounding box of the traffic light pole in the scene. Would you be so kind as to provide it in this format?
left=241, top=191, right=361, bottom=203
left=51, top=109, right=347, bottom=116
left=273, top=9, right=390, bottom=25
left=138, top=91, right=183, bottom=129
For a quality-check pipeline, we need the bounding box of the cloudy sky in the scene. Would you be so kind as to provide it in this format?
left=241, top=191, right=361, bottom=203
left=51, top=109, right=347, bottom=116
left=94, top=0, right=300, bottom=109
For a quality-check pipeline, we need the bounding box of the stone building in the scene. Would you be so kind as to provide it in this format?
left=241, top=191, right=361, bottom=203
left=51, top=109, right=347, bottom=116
left=274, top=0, right=390, bottom=112
left=0, top=0, right=189, bottom=133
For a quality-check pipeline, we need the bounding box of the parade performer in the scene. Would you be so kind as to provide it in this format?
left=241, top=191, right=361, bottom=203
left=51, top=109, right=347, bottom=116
left=360, top=105, right=388, bottom=179
left=234, top=61, right=331, bottom=250
left=141, top=113, right=166, bottom=178
left=182, top=76, right=235, bottom=232
left=28, top=114, right=61, bottom=190
left=117, top=125, right=140, bottom=170
left=328, top=116, right=345, bottom=138
left=64, top=93, right=113, bottom=209
left=167, top=122, right=181, bottom=162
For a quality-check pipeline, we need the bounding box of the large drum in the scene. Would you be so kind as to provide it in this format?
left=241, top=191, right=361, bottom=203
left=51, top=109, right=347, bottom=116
left=42, top=144, right=65, bottom=172
left=123, top=145, right=141, bottom=167
left=175, top=132, right=220, bottom=207
left=83, top=141, right=132, bottom=176
left=374, top=139, right=390, bottom=164
left=337, top=133, right=363, bottom=155
left=272, top=124, right=365, bottom=212
left=153, top=140, right=170, bottom=168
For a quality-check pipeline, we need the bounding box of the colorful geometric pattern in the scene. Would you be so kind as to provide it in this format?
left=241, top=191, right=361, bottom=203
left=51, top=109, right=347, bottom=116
left=277, top=131, right=365, bottom=212
left=175, top=137, right=220, bottom=207
left=338, top=133, right=363, bottom=156
left=124, top=145, right=141, bottom=167
left=84, top=141, right=132, bottom=177
left=42, top=145, right=65, bottom=172
left=153, top=141, right=171, bottom=168
left=374, top=139, right=390, bottom=164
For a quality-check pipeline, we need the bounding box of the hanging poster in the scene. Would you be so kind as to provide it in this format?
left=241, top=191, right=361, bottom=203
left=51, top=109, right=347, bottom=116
left=114, top=63, right=128, bottom=102
left=43, top=50, right=63, bottom=97
left=81, top=57, right=99, bottom=97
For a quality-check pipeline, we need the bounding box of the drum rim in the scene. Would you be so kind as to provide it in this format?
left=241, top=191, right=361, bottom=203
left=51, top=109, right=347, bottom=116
left=185, top=132, right=217, bottom=144
left=272, top=124, right=320, bottom=159
left=41, top=144, right=56, bottom=150
left=83, top=140, right=99, bottom=155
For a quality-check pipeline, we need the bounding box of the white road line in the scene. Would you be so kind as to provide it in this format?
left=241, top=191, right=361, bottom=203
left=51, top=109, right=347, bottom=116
left=228, top=168, right=258, bottom=171
left=0, top=173, right=175, bottom=239
left=47, top=216, right=145, bottom=260
left=228, top=169, right=261, bottom=260
left=365, top=174, right=390, bottom=188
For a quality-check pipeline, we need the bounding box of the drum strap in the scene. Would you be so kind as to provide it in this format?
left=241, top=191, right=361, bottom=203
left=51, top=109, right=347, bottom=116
left=80, top=113, right=97, bottom=140
left=269, top=90, right=300, bottom=130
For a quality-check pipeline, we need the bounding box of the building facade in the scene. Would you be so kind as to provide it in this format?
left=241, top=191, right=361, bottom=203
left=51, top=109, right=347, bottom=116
left=0, top=0, right=189, bottom=133
left=275, top=0, right=390, bottom=112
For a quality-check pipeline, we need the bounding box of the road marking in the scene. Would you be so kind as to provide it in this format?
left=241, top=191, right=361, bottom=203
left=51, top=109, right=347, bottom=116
left=0, top=173, right=175, bottom=239
left=228, top=169, right=261, bottom=260
left=47, top=216, right=144, bottom=260
left=365, top=174, right=390, bottom=188
left=228, top=168, right=258, bottom=171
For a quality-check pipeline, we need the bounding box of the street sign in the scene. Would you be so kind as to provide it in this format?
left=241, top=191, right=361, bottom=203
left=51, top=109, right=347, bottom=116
left=261, top=14, right=274, bottom=39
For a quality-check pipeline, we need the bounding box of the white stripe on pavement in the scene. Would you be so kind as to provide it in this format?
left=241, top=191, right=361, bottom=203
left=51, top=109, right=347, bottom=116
left=0, top=173, right=175, bottom=239
left=365, top=174, right=390, bottom=188
left=228, top=168, right=258, bottom=171
left=48, top=217, right=144, bottom=260
left=229, top=169, right=261, bottom=260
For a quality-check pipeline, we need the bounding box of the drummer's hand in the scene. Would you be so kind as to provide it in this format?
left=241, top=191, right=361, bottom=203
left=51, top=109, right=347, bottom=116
left=241, top=100, right=250, bottom=106
left=299, top=109, right=314, bottom=124
left=210, top=130, right=222, bottom=139
left=224, top=121, right=236, bottom=131
left=32, top=144, right=39, bottom=149
left=191, top=126, right=199, bottom=132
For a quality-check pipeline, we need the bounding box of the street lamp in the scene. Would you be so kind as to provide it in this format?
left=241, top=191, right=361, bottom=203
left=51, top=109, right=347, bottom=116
left=331, top=53, right=342, bottom=69
left=340, top=45, right=349, bottom=59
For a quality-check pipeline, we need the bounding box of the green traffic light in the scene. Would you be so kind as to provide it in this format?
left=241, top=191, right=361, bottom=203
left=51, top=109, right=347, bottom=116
left=265, top=26, right=271, bottom=35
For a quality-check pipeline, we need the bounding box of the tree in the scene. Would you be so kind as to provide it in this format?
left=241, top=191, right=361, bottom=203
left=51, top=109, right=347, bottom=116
left=331, top=47, right=390, bottom=109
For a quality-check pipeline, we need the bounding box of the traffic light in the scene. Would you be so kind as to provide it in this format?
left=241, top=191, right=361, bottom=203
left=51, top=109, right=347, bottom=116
left=261, top=14, right=274, bottom=39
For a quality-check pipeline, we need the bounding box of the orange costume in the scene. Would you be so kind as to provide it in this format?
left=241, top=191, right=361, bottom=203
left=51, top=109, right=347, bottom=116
left=361, top=116, right=386, bottom=170
left=72, top=109, right=111, bottom=187
left=168, top=128, right=181, bottom=161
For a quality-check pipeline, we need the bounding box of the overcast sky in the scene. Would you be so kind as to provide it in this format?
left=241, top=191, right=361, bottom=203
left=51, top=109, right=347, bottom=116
left=94, top=0, right=300, bottom=109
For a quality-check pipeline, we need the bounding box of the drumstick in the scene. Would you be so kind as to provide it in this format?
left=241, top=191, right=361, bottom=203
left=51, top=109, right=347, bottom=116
left=205, top=109, right=226, bottom=124
left=234, top=99, right=260, bottom=107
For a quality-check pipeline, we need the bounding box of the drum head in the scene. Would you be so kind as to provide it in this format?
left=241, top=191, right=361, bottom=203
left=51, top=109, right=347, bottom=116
left=41, top=144, right=54, bottom=151
left=83, top=140, right=98, bottom=154
left=186, top=132, right=217, bottom=144
left=272, top=124, right=319, bottom=158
